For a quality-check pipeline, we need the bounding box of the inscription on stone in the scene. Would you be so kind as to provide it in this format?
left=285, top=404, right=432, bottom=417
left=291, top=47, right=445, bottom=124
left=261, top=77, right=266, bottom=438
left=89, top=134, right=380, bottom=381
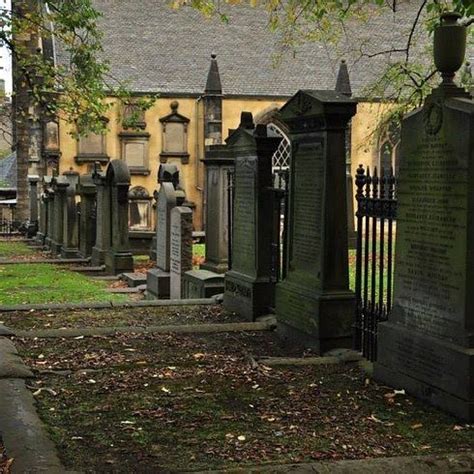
left=232, top=157, right=256, bottom=275
left=290, top=140, right=324, bottom=284
left=394, top=132, right=467, bottom=338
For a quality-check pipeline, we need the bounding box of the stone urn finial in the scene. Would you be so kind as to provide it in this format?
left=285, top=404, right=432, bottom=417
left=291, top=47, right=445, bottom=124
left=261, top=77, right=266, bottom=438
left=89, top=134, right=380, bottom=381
left=434, top=12, right=467, bottom=86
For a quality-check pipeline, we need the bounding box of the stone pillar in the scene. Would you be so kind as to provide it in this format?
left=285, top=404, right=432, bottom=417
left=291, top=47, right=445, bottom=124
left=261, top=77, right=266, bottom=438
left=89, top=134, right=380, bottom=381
left=36, top=188, right=48, bottom=245
left=375, top=13, right=474, bottom=421
left=223, top=113, right=281, bottom=321
left=170, top=207, right=193, bottom=299
left=104, top=160, right=134, bottom=274
left=91, top=173, right=108, bottom=266
left=61, top=185, right=80, bottom=258
left=77, top=175, right=97, bottom=258
left=27, top=176, right=39, bottom=237
left=44, top=177, right=54, bottom=249
left=276, top=90, right=357, bottom=353
left=50, top=177, right=69, bottom=254
left=200, top=144, right=234, bottom=273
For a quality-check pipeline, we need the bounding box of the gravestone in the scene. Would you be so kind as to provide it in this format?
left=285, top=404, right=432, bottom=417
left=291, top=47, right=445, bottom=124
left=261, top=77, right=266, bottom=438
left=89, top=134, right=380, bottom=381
left=44, top=177, right=54, bottom=249
left=146, top=166, right=179, bottom=299
left=91, top=164, right=108, bottom=266
left=223, top=112, right=281, bottom=320
left=170, top=206, right=193, bottom=299
left=276, top=90, right=356, bottom=353
left=375, top=13, right=474, bottom=421
left=183, top=270, right=224, bottom=299
left=27, top=176, right=39, bottom=237
left=201, top=145, right=234, bottom=273
left=104, top=160, right=134, bottom=274
left=50, top=176, right=69, bottom=254
left=61, top=183, right=80, bottom=258
left=36, top=181, right=48, bottom=245
left=77, top=174, right=97, bottom=258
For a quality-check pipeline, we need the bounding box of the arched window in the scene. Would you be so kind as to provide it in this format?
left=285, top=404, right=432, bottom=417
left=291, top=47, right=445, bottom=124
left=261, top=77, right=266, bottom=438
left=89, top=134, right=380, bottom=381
left=267, top=123, right=291, bottom=171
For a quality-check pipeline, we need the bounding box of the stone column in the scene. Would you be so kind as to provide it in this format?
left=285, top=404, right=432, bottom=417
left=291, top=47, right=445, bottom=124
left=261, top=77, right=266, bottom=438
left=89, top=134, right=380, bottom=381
left=276, top=90, right=357, bottom=353
left=375, top=13, right=473, bottom=421
left=50, top=177, right=69, bottom=254
left=104, top=160, right=134, bottom=274
left=200, top=144, right=234, bottom=273
left=91, top=173, right=108, bottom=266
left=170, top=206, right=193, bottom=299
left=223, top=113, right=281, bottom=321
left=36, top=188, right=48, bottom=245
left=61, top=185, right=80, bottom=258
left=44, top=177, right=54, bottom=249
left=78, top=175, right=97, bottom=258
left=27, top=176, right=39, bottom=237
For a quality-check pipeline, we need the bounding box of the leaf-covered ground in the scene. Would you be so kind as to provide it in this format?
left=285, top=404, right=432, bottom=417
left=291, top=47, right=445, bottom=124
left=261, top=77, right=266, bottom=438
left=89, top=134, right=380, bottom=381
left=0, top=240, right=48, bottom=261
left=0, top=263, right=128, bottom=305
left=1, top=305, right=234, bottom=331
left=15, top=330, right=472, bottom=473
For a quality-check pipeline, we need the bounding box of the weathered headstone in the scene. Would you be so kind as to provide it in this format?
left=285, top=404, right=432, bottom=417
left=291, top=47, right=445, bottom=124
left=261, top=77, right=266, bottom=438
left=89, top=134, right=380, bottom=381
left=276, top=90, right=356, bottom=353
left=27, top=176, right=39, bottom=238
left=50, top=176, right=69, bottom=254
left=375, top=13, right=474, bottom=421
left=44, top=177, right=54, bottom=249
left=183, top=270, right=224, bottom=299
left=36, top=179, right=49, bottom=245
left=91, top=164, right=108, bottom=266
left=170, top=206, right=193, bottom=299
left=201, top=145, right=234, bottom=273
left=61, top=184, right=80, bottom=258
left=77, top=174, right=97, bottom=258
left=146, top=169, right=178, bottom=299
left=104, top=160, right=134, bottom=274
left=223, top=113, right=280, bottom=320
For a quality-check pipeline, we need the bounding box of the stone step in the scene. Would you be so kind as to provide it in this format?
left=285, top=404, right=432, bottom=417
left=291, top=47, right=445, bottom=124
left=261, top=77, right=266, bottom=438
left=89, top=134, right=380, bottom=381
left=121, top=272, right=147, bottom=287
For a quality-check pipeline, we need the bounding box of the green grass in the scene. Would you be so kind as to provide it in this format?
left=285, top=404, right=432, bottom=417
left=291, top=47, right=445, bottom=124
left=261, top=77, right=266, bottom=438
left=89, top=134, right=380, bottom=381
left=0, top=241, right=33, bottom=258
left=0, top=263, right=128, bottom=305
left=193, top=243, right=205, bottom=258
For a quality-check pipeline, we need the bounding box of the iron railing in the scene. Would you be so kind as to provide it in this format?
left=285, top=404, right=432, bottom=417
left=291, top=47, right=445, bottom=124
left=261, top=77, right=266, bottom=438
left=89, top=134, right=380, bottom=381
left=353, top=164, right=397, bottom=362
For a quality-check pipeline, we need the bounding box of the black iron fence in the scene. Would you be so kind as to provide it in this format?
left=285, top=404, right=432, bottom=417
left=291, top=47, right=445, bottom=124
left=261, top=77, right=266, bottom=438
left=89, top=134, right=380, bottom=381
left=353, top=164, right=397, bottom=362
left=0, top=218, right=23, bottom=235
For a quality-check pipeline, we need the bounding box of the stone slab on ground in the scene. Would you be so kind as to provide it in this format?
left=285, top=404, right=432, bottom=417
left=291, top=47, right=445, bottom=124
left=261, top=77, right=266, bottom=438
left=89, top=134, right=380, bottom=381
left=106, top=287, right=141, bottom=294
left=14, top=320, right=277, bottom=339
left=121, top=272, right=147, bottom=287
left=192, top=452, right=474, bottom=473
left=0, top=379, right=67, bottom=474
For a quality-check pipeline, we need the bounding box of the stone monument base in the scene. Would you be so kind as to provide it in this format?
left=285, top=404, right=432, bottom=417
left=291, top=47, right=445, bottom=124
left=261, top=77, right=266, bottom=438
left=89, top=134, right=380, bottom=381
left=26, top=222, right=38, bottom=238
left=183, top=270, right=224, bottom=299
left=35, top=232, right=46, bottom=245
left=91, top=247, right=106, bottom=266
left=375, top=322, right=474, bottom=421
left=223, top=271, right=274, bottom=321
left=146, top=268, right=170, bottom=299
left=60, top=247, right=80, bottom=259
left=50, top=240, right=62, bottom=255
left=200, top=261, right=228, bottom=274
left=276, top=281, right=354, bottom=354
left=105, top=251, right=134, bottom=275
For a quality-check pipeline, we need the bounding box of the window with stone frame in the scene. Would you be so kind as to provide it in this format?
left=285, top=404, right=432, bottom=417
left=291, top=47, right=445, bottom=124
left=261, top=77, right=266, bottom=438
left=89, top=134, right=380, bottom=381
left=75, top=126, right=109, bottom=165
left=122, top=102, right=146, bottom=130
left=128, top=186, right=152, bottom=230
left=160, top=101, right=190, bottom=164
left=267, top=123, right=291, bottom=190
left=119, top=132, right=151, bottom=175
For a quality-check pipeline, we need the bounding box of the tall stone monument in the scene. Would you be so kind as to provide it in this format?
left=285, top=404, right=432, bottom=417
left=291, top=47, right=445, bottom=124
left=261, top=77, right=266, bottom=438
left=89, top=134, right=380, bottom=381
left=61, top=184, right=80, bottom=258
left=91, top=164, right=108, bottom=266
left=27, top=176, right=39, bottom=237
left=77, top=174, right=97, bottom=258
left=170, top=206, right=193, bottom=299
left=147, top=165, right=181, bottom=299
left=104, top=160, right=134, bottom=274
left=50, top=176, right=69, bottom=254
left=223, top=112, right=281, bottom=320
left=375, top=13, right=473, bottom=421
left=201, top=144, right=234, bottom=273
left=276, top=90, right=356, bottom=353
left=36, top=181, right=48, bottom=245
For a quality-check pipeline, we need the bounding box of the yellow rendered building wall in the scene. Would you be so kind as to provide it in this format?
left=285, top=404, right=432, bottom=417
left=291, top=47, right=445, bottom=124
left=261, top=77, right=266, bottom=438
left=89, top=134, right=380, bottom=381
left=58, top=96, right=387, bottom=231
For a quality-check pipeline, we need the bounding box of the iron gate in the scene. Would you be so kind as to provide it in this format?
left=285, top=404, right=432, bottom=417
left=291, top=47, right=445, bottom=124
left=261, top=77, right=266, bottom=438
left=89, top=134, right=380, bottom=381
left=353, top=164, right=397, bottom=361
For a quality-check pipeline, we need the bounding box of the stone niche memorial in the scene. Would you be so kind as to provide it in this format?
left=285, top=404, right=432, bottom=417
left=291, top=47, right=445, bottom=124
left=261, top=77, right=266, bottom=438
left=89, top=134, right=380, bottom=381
left=375, top=13, right=474, bottom=421
left=223, top=112, right=281, bottom=320
left=276, top=90, right=356, bottom=353
left=146, top=165, right=182, bottom=299
left=103, top=160, right=134, bottom=274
